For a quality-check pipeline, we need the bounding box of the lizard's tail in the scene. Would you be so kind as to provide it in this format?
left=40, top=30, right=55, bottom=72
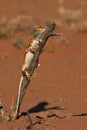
left=11, top=76, right=24, bottom=121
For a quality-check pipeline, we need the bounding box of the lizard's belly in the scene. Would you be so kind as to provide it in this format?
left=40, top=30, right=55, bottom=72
left=24, top=51, right=34, bottom=65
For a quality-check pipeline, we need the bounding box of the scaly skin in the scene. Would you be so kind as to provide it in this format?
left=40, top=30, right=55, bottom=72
left=11, top=27, right=46, bottom=121
left=22, top=38, right=41, bottom=78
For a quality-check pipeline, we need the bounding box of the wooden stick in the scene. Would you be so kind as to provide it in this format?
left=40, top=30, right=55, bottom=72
left=11, top=23, right=62, bottom=121
left=26, top=110, right=34, bottom=130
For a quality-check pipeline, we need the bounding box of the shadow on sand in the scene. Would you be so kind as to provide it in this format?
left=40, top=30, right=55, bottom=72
left=19, top=101, right=65, bottom=118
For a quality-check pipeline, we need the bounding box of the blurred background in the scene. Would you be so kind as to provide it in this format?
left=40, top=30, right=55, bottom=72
left=0, top=0, right=87, bottom=129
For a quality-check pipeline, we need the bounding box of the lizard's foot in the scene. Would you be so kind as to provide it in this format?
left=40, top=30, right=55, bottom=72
left=22, top=71, right=31, bottom=79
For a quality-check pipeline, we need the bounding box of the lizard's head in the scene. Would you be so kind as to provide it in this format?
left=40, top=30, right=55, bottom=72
left=33, top=27, right=46, bottom=38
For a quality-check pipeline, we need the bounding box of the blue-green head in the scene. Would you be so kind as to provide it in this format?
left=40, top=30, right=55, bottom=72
left=33, top=27, right=46, bottom=38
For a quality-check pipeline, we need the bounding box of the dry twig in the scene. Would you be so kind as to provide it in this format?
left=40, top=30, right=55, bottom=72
left=11, top=23, right=62, bottom=122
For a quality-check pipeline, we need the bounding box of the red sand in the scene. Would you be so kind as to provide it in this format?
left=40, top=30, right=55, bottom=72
left=0, top=0, right=87, bottom=130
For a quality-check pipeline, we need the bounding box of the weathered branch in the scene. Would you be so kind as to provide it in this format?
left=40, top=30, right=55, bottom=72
left=40, top=23, right=56, bottom=49
left=11, top=23, right=62, bottom=121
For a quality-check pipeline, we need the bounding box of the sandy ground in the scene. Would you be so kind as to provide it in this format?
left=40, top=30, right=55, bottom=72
left=0, top=0, right=87, bottom=130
